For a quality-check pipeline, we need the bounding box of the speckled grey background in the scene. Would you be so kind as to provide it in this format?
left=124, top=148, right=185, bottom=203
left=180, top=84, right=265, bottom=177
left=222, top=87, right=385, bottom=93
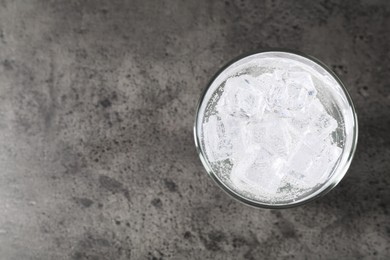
left=0, top=0, right=389, bottom=259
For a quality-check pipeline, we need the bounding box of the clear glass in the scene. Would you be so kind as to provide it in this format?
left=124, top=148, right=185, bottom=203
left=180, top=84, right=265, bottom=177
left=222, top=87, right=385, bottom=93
left=194, top=50, right=358, bottom=208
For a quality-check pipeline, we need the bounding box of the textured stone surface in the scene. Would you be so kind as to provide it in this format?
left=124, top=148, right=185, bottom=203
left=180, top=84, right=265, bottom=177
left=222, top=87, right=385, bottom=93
left=0, top=0, right=389, bottom=259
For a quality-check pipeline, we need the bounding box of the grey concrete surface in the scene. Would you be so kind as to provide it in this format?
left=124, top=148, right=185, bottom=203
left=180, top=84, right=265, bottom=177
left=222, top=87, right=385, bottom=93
left=0, top=0, right=389, bottom=259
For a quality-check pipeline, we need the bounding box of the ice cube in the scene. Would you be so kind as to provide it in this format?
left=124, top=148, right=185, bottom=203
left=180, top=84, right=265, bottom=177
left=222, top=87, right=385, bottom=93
left=265, top=77, right=287, bottom=113
left=311, top=112, right=338, bottom=139
left=218, top=75, right=266, bottom=119
left=219, top=114, right=246, bottom=160
left=285, top=137, right=342, bottom=187
left=286, top=142, right=317, bottom=174
left=307, top=100, right=338, bottom=138
left=230, top=147, right=285, bottom=194
left=304, top=144, right=342, bottom=186
left=266, top=71, right=317, bottom=115
left=285, top=72, right=317, bottom=107
left=203, top=116, right=232, bottom=162
left=244, top=116, right=292, bottom=157
left=287, top=99, right=337, bottom=139
left=255, top=73, right=275, bottom=94
left=286, top=112, right=311, bottom=136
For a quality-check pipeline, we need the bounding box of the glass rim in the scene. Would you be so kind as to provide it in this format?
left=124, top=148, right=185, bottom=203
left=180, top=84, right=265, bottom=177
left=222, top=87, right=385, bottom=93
left=193, top=49, right=359, bottom=209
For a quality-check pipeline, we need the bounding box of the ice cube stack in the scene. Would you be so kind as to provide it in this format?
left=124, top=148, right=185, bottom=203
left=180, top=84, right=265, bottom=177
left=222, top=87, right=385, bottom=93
left=203, top=69, right=342, bottom=199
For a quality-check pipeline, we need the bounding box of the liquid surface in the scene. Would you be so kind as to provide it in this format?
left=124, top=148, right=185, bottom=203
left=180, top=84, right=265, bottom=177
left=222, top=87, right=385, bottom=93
left=198, top=52, right=349, bottom=204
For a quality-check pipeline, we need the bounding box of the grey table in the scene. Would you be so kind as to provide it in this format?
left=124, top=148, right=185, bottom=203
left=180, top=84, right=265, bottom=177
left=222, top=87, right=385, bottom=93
left=0, top=0, right=389, bottom=259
